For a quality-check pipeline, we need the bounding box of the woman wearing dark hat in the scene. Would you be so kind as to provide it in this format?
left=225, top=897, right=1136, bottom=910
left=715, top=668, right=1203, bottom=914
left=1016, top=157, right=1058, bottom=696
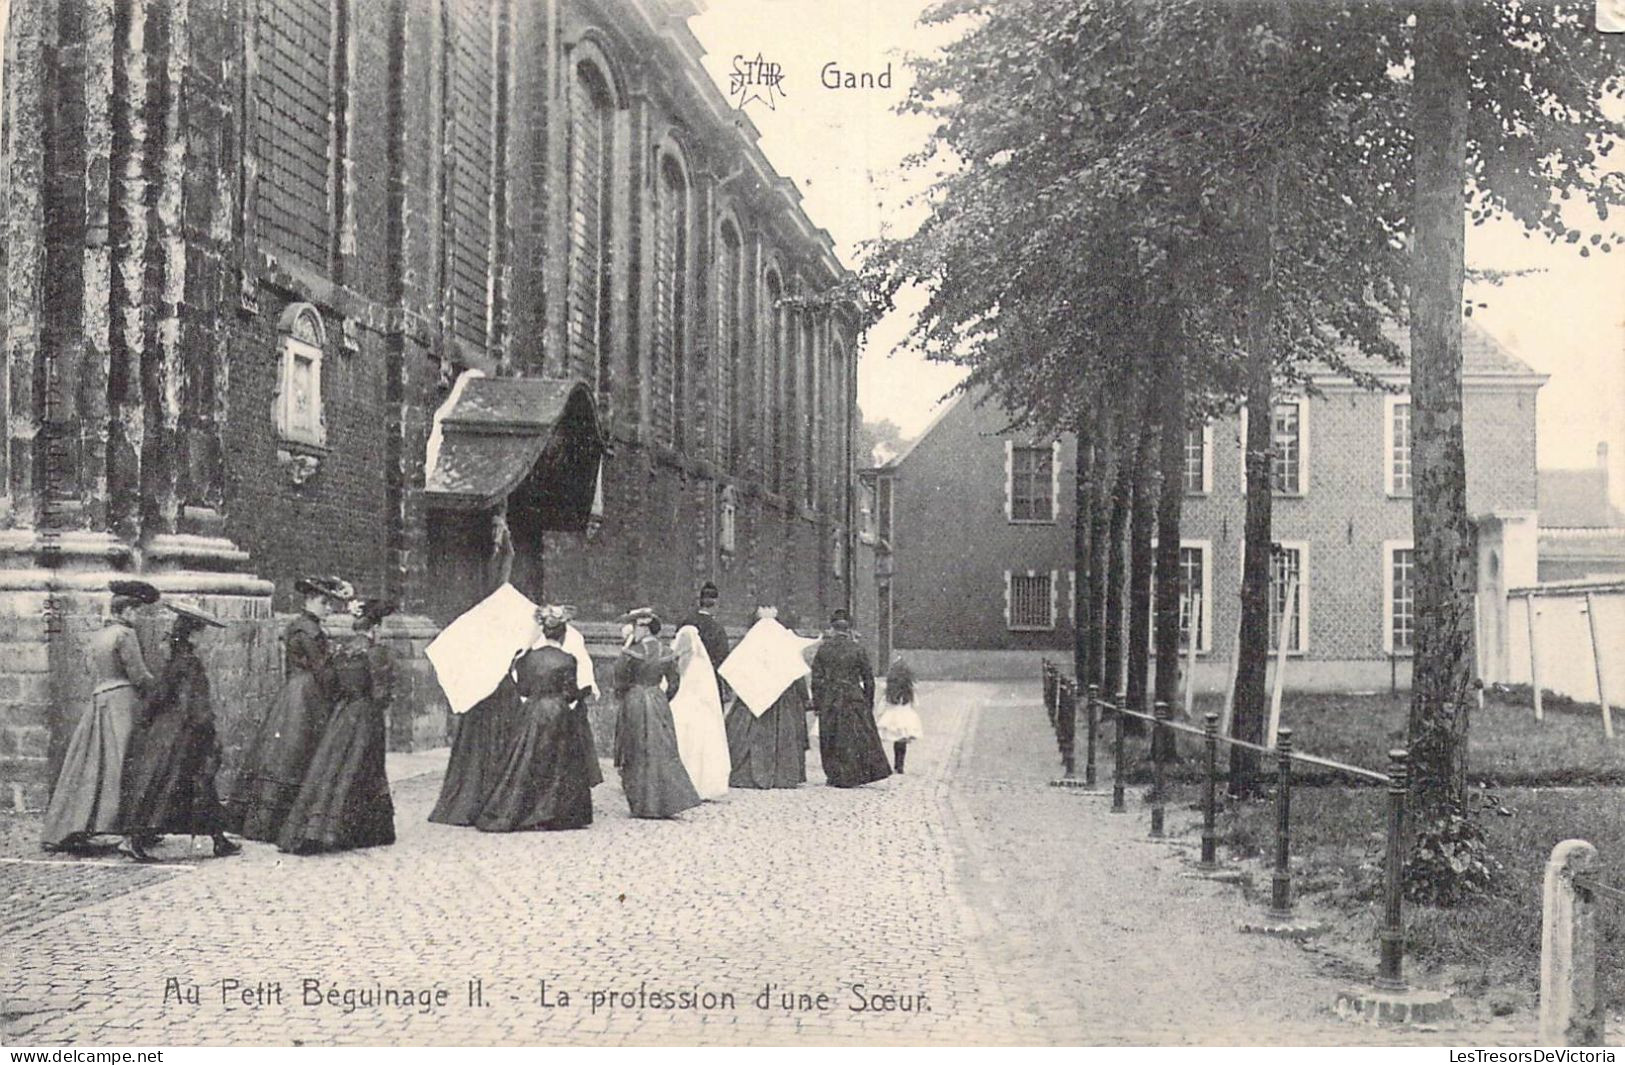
left=810, top=610, right=892, bottom=788
left=278, top=598, right=397, bottom=854
left=611, top=609, right=701, bottom=819
left=117, top=600, right=240, bottom=861
left=474, top=605, right=596, bottom=832
left=41, top=580, right=160, bottom=852
left=227, top=575, right=353, bottom=841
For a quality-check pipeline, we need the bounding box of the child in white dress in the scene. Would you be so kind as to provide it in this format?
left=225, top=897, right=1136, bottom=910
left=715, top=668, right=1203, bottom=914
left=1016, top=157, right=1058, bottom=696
left=877, top=657, right=925, bottom=773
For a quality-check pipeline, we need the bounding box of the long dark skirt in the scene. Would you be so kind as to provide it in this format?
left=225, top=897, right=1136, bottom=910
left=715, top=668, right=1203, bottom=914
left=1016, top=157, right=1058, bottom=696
left=226, top=670, right=330, bottom=841
left=429, top=680, right=521, bottom=826
left=725, top=683, right=809, bottom=789
left=120, top=711, right=224, bottom=837
left=614, top=687, right=701, bottom=819
left=476, top=697, right=593, bottom=832
left=277, top=697, right=395, bottom=854
left=819, top=695, right=894, bottom=788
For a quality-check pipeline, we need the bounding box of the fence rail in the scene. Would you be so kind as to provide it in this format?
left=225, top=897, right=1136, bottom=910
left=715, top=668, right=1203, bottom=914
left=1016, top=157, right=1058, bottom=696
left=1040, top=658, right=1410, bottom=992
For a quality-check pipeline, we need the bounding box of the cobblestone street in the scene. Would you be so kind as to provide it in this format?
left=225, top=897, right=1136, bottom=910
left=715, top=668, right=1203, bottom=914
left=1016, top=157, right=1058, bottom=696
left=2, top=682, right=1537, bottom=1046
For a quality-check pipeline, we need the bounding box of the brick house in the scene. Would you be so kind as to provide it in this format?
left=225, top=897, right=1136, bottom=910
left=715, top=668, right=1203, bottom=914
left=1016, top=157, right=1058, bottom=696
left=868, top=322, right=1545, bottom=691
left=0, top=0, right=864, bottom=803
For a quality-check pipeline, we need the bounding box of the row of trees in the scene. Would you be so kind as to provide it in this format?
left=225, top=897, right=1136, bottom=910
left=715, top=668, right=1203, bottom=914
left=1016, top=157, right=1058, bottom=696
left=863, top=0, right=1622, bottom=856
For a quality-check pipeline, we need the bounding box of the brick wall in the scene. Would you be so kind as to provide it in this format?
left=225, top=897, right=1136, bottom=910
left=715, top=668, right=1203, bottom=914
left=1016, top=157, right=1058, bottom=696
left=891, top=381, right=1541, bottom=675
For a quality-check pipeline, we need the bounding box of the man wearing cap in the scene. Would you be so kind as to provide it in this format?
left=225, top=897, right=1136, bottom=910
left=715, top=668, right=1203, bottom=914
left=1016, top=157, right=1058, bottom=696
left=680, top=582, right=732, bottom=703
left=810, top=610, right=892, bottom=788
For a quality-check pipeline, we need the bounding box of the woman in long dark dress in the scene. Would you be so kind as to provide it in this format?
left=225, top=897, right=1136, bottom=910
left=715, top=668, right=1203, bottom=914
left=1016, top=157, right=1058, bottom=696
left=118, top=600, right=241, bottom=861
left=278, top=599, right=397, bottom=854
left=719, top=607, right=815, bottom=790
left=227, top=575, right=352, bottom=841
left=41, top=580, right=159, bottom=853
left=612, top=610, right=701, bottom=820
left=475, top=607, right=595, bottom=832
left=429, top=676, right=522, bottom=825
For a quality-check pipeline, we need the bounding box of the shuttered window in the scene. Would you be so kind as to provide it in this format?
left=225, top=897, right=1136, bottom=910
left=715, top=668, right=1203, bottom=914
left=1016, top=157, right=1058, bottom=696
left=653, top=156, right=688, bottom=450
left=255, top=0, right=333, bottom=270
left=568, top=63, right=615, bottom=408
left=716, top=223, right=742, bottom=471
left=446, top=1, right=495, bottom=349
left=764, top=271, right=784, bottom=493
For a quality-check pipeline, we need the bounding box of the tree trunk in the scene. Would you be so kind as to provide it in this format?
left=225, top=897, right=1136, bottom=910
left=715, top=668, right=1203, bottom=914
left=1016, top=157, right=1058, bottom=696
left=1230, top=169, right=1279, bottom=796
left=1124, top=388, right=1158, bottom=736
left=1151, top=340, right=1186, bottom=762
left=1087, top=410, right=1116, bottom=693
left=1067, top=415, right=1092, bottom=764
left=1408, top=0, right=1475, bottom=826
left=1103, top=415, right=1137, bottom=706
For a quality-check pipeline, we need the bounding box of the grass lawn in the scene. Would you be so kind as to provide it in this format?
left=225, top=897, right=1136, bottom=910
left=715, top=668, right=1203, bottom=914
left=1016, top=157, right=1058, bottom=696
left=1089, top=690, right=1625, bottom=786
left=1199, top=785, right=1625, bottom=1006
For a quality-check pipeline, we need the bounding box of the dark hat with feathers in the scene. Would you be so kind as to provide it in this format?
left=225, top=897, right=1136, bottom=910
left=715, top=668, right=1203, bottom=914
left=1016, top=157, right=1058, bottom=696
left=350, top=598, right=396, bottom=626
left=295, top=575, right=354, bottom=601
left=108, top=579, right=161, bottom=606
left=166, top=599, right=226, bottom=629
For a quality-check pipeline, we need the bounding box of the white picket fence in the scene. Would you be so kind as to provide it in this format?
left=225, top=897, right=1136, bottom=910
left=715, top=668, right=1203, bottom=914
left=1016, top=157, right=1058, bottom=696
left=1499, top=581, right=1625, bottom=726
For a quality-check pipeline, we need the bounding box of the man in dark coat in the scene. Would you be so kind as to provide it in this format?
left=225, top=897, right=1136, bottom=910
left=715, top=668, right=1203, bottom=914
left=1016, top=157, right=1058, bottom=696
left=810, top=610, right=892, bottom=788
left=680, top=582, right=733, bottom=702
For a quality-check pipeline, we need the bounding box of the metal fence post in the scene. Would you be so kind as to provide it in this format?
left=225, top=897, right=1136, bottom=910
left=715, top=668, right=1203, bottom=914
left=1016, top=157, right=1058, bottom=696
left=1377, top=749, right=1409, bottom=991
left=1199, top=711, right=1219, bottom=871
left=1111, top=688, right=1127, bottom=814
left=1085, top=683, right=1099, bottom=787
left=1150, top=700, right=1169, bottom=838
left=1267, top=728, right=1294, bottom=920
left=1061, top=679, right=1077, bottom=779
left=1540, top=839, right=1603, bottom=1046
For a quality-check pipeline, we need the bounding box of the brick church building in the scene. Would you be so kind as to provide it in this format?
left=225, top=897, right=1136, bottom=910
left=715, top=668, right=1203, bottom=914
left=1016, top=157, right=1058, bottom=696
left=0, top=0, right=862, bottom=802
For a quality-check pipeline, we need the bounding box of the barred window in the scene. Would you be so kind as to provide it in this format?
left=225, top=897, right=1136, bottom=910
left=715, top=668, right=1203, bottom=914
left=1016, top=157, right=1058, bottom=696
left=653, top=155, right=689, bottom=450
left=716, top=222, right=743, bottom=471
left=1390, top=547, right=1415, bottom=652
left=568, top=62, right=616, bottom=408
left=255, top=0, right=334, bottom=271
left=1389, top=400, right=1412, bottom=496
left=1269, top=544, right=1306, bottom=653
left=446, top=0, right=495, bottom=349
left=1007, top=571, right=1055, bottom=630
left=1272, top=403, right=1302, bottom=495
left=1009, top=445, right=1055, bottom=522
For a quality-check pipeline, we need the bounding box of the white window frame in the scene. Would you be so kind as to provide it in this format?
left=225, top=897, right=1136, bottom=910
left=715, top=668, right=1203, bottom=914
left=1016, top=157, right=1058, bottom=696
left=1184, top=423, right=1213, bottom=495
left=1264, top=539, right=1310, bottom=656
left=273, top=303, right=328, bottom=449
left=719, top=484, right=738, bottom=555
left=1004, top=439, right=1060, bottom=524
left=1148, top=539, right=1213, bottom=654
left=1382, top=539, right=1416, bottom=656
left=1383, top=394, right=1412, bottom=498
left=1005, top=568, right=1058, bottom=632
left=1238, top=398, right=1310, bottom=497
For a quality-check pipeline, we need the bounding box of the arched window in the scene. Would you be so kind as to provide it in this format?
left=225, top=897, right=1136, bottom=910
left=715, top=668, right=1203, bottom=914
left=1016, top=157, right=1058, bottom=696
left=654, top=152, right=690, bottom=451
left=254, top=0, right=335, bottom=271
left=716, top=220, right=743, bottom=472
left=568, top=60, right=617, bottom=413
left=763, top=268, right=785, bottom=494
left=802, top=312, right=817, bottom=506
left=445, top=0, right=496, bottom=349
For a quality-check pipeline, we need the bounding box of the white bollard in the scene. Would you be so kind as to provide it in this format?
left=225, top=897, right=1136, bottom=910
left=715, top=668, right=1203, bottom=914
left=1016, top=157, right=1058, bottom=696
left=1540, top=839, right=1603, bottom=1046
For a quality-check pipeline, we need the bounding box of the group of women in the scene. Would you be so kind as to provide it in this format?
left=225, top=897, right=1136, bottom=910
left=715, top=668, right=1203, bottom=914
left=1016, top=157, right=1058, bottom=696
left=427, top=596, right=917, bottom=834
left=40, top=575, right=399, bottom=861
left=40, top=574, right=924, bottom=860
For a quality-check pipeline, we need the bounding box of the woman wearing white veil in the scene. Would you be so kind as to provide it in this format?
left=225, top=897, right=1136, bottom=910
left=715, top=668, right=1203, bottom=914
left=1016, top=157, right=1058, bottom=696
left=669, top=626, right=730, bottom=800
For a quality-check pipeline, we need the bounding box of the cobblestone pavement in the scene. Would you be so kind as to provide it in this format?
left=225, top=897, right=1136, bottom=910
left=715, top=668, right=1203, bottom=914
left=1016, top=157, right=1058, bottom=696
left=0, top=682, right=1567, bottom=1045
